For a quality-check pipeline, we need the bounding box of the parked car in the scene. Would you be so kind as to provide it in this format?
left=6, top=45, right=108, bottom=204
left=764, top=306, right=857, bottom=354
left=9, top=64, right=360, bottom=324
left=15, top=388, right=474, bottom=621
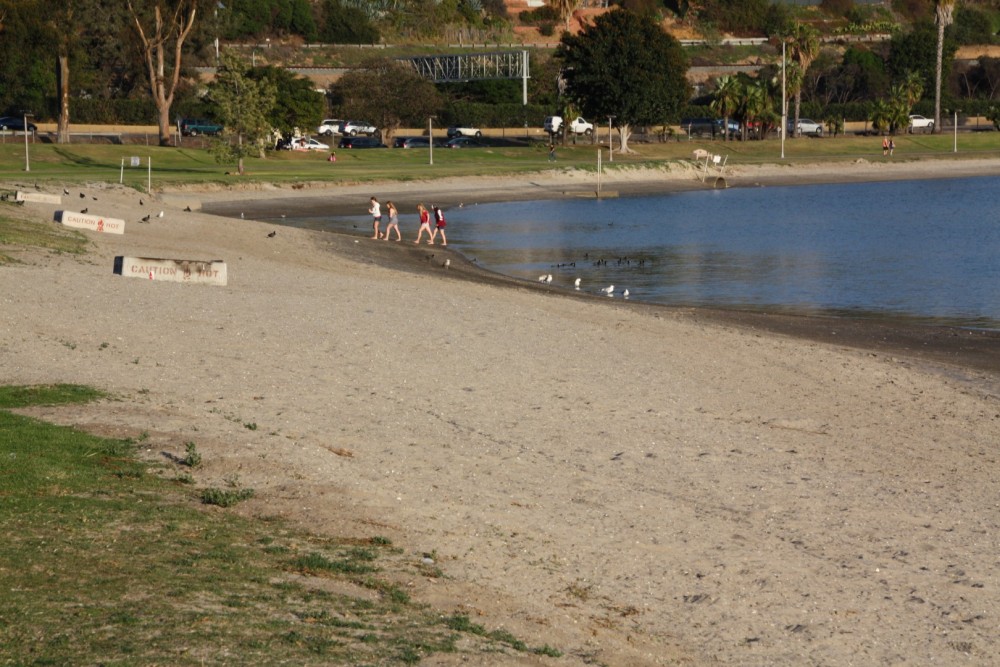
left=0, top=116, right=37, bottom=132
left=179, top=118, right=223, bottom=136
left=393, top=136, right=433, bottom=148
left=338, top=120, right=377, bottom=136
left=908, top=114, right=934, bottom=133
left=292, top=137, right=330, bottom=151
left=317, top=119, right=343, bottom=136
left=445, top=136, right=484, bottom=148
left=680, top=118, right=738, bottom=139
left=544, top=116, right=594, bottom=135
left=447, top=125, right=482, bottom=138
left=789, top=118, right=823, bottom=136
left=338, top=136, right=387, bottom=149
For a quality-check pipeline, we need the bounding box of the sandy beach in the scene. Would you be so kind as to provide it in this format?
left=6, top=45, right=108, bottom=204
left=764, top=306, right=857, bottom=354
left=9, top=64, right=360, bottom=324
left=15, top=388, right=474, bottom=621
left=3, top=158, right=1000, bottom=665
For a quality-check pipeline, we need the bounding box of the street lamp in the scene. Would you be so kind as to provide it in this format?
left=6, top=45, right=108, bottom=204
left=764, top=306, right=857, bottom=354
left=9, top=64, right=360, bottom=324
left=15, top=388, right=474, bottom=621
left=23, top=112, right=33, bottom=172
left=607, top=117, right=613, bottom=161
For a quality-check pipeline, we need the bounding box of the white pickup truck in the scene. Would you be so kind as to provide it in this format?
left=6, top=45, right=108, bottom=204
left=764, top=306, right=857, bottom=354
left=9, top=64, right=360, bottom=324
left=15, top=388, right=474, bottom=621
left=544, top=116, right=594, bottom=136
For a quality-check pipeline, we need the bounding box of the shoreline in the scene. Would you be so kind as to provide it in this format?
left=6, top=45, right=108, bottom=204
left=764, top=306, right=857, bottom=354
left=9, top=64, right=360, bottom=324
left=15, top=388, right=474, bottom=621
left=193, top=160, right=1000, bottom=381
left=5, top=158, right=1000, bottom=664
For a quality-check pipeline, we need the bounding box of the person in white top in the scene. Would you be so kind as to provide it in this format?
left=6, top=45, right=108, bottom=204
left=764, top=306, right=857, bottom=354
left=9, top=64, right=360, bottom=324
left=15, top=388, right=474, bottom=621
left=369, top=196, right=382, bottom=239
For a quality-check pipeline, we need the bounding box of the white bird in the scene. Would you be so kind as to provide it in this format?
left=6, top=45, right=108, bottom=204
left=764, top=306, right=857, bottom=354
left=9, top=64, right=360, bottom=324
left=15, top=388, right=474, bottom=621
left=623, top=289, right=630, bottom=299
left=574, top=277, right=581, bottom=289
left=545, top=274, right=553, bottom=283
left=157, top=210, right=164, bottom=218
left=240, top=212, right=245, bottom=219
left=444, top=259, right=451, bottom=268
left=538, top=275, right=547, bottom=282
left=602, top=285, right=615, bottom=296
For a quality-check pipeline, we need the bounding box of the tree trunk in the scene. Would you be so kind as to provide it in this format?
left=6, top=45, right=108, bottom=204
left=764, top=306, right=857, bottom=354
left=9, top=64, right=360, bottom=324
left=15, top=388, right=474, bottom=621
left=934, top=20, right=945, bottom=133
left=57, top=51, right=70, bottom=144
left=617, top=124, right=632, bottom=153
left=794, top=89, right=802, bottom=138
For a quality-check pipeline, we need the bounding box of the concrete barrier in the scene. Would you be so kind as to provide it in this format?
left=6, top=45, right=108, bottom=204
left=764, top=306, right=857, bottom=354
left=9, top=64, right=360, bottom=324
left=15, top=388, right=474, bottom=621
left=16, top=191, right=61, bottom=204
left=55, top=210, right=125, bottom=235
left=113, top=256, right=227, bottom=286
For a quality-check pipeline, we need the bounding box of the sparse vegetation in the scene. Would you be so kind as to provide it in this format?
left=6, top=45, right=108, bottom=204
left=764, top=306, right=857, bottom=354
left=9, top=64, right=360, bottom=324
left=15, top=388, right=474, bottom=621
left=0, top=383, right=557, bottom=664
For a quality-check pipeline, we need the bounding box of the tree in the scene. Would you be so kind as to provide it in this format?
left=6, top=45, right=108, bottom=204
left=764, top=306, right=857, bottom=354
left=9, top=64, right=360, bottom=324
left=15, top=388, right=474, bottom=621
left=786, top=22, right=819, bottom=137
left=934, top=0, right=956, bottom=132
left=556, top=9, right=689, bottom=153
left=548, top=0, right=578, bottom=31
left=710, top=75, right=741, bottom=142
left=320, top=0, right=379, bottom=43
left=126, top=0, right=198, bottom=146
left=248, top=65, right=324, bottom=137
left=208, top=49, right=276, bottom=175
left=328, top=58, right=441, bottom=143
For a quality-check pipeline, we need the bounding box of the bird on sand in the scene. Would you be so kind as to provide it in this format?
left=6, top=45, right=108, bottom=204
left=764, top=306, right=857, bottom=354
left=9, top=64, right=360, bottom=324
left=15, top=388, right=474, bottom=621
left=623, top=289, right=630, bottom=299
left=183, top=206, right=191, bottom=212
left=140, top=215, right=150, bottom=222
left=574, top=278, right=581, bottom=290
left=157, top=211, right=164, bottom=218
left=538, top=275, right=547, bottom=282
left=602, top=285, right=615, bottom=296
left=79, top=192, right=85, bottom=199
left=545, top=274, right=553, bottom=283
left=80, top=208, right=88, bottom=214
left=63, top=188, right=70, bottom=195
left=267, top=230, right=277, bottom=238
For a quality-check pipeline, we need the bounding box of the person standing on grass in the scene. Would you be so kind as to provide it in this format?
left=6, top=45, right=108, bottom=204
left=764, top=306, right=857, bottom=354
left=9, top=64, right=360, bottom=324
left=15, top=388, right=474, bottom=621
left=383, top=201, right=401, bottom=241
left=882, top=136, right=889, bottom=156
left=431, top=205, right=447, bottom=246
left=415, top=203, right=433, bottom=244
left=369, top=196, right=382, bottom=239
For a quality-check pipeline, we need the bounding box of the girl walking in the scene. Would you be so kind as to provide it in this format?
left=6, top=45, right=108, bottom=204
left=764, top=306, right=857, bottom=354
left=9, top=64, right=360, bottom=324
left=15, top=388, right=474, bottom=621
left=383, top=201, right=401, bottom=241
left=415, top=203, right=433, bottom=244
left=431, top=205, right=447, bottom=246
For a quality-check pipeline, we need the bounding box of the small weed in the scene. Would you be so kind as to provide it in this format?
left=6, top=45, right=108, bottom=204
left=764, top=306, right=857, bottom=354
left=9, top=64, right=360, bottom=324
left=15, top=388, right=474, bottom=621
left=137, top=431, right=149, bottom=442
left=99, top=342, right=109, bottom=350
left=294, top=552, right=378, bottom=575
left=370, top=536, right=392, bottom=546
left=173, top=472, right=194, bottom=484
left=534, top=644, right=564, bottom=657
left=62, top=340, right=77, bottom=350
left=182, top=441, right=202, bottom=468
left=132, top=358, right=140, bottom=364
left=200, top=487, right=255, bottom=507
left=244, top=422, right=258, bottom=431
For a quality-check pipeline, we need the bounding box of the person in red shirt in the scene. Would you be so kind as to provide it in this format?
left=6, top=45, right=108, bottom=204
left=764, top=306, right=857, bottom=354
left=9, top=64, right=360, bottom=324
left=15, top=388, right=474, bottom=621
left=431, top=205, right=447, bottom=246
left=415, top=203, right=432, bottom=244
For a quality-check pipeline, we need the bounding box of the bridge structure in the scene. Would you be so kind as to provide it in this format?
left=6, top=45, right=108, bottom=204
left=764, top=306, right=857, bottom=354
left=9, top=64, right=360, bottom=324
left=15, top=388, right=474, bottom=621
left=401, top=50, right=530, bottom=104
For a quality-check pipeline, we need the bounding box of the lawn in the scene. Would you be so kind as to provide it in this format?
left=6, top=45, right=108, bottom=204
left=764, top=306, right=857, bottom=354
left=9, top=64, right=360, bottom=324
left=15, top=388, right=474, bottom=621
left=1, top=129, right=998, bottom=194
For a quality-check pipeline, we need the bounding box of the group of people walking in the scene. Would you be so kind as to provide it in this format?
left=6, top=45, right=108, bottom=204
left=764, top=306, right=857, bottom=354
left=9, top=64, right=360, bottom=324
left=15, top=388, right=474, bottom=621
left=368, top=197, right=447, bottom=245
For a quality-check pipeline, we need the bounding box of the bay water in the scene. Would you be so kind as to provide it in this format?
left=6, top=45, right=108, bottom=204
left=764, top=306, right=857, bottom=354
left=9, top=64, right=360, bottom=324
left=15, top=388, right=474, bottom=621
left=307, top=175, right=1000, bottom=330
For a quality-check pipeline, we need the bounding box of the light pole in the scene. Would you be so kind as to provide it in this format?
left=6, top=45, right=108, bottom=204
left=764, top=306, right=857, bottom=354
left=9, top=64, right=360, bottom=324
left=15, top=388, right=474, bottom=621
left=23, top=112, right=33, bottom=172
left=607, top=117, right=613, bottom=161
left=428, top=116, right=435, bottom=166
left=780, top=40, right=787, bottom=159
left=953, top=110, right=959, bottom=153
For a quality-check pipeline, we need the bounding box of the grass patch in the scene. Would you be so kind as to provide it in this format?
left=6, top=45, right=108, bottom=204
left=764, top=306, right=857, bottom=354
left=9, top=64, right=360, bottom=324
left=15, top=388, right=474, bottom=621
left=0, top=384, right=556, bottom=664
left=0, top=208, right=89, bottom=263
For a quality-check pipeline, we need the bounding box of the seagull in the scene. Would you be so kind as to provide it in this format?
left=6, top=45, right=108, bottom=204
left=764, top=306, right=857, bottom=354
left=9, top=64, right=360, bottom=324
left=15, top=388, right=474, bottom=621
left=80, top=208, right=88, bottom=214
left=623, top=289, right=630, bottom=299
left=444, top=259, right=451, bottom=268
left=140, top=199, right=144, bottom=206
left=574, top=278, right=581, bottom=289
left=157, top=210, right=164, bottom=218
left=538, top=275, right=547, bottom=282
left=63, top=188, right=70, bottom=195
left=267, top=230, right=276, bottom=238
left=140, top=215, right=150, bottom=222
left=92, top=196, right=97, bottom=201
left=546, top=274, right=553, bottom=283
left=183, top=206, right=191, bottom=212
left=602, top=285, right=614, bottom=296
left=240, top=212, right=245, bottom=219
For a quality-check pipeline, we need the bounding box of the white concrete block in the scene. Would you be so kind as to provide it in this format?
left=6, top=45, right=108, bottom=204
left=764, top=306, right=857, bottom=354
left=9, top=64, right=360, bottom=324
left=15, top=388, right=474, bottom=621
left=113, top=256, right=227, bottom=286
left=16, top=191, right=61, bottom=204
left=55, top=210, right=125, bottom=235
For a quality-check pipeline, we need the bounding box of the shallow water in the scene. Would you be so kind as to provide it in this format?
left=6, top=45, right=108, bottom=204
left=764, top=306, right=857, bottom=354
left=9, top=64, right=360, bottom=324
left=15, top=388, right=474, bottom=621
left=288, top=175, right=1000, bottom=330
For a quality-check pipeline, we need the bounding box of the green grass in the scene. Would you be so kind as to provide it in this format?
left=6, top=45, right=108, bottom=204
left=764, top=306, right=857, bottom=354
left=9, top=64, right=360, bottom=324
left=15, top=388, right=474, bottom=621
left=0, top=128, right=1000, bottom=191
left=0, top=206, right=90, bottom=264
left=2, top=130, right=998, bottom=196
left=0, top=385, right=560, bottom=664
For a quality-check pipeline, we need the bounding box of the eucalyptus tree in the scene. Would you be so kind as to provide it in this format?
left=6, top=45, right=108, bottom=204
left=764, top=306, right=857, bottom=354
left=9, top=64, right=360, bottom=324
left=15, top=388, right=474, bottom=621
left=556, top=9, right=689, bottom=153
left=126, top=0, right=198, bottom=146
left=548, top=0, right=578, bottom=31
left=934, top=0, right=957, bottom=131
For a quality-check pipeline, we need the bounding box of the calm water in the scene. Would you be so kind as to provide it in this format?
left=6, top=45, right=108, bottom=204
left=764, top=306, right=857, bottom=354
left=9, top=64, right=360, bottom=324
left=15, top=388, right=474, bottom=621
left=300, top=176, right=1000, bottom=330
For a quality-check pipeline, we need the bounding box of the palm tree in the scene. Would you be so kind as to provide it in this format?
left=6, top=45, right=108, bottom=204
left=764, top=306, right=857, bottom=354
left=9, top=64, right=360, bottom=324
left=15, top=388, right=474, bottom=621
left=548, top=0, right=578, bottom=32
left=934, top=0, right=957, bottom=132
left=710, top=75, right=741, bottom=142
left=787, top=23, right=820, bottom=137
